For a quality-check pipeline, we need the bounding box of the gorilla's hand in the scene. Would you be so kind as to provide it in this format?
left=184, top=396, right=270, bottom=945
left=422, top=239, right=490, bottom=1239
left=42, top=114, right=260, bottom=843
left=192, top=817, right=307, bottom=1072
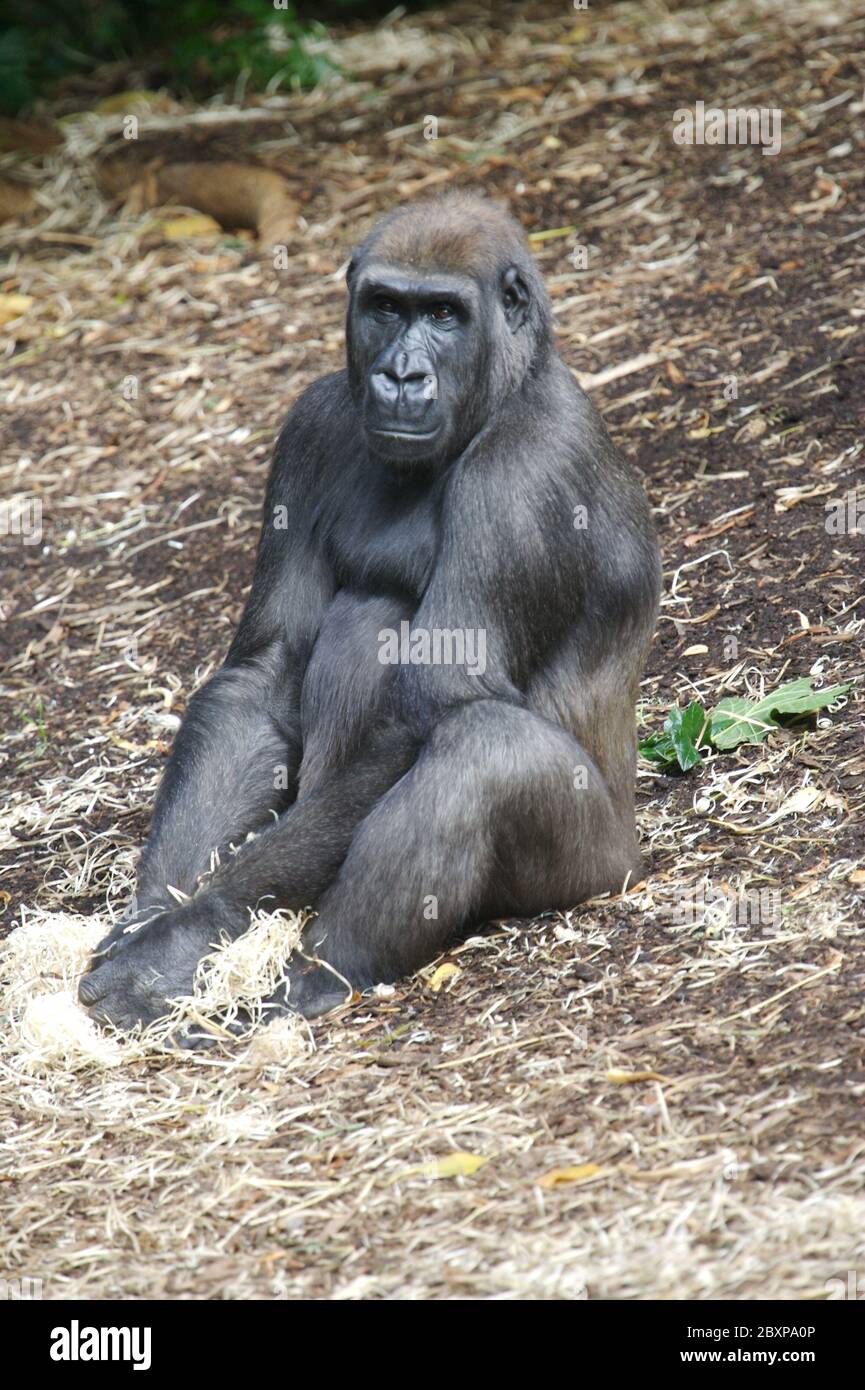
left=89, top=900, right=174, bottom=965
left=174, top=955, right=353, bottom=1049
left=79, top=896, right=235, bottom=1031
left=277, top=953, right=354, bottom=1020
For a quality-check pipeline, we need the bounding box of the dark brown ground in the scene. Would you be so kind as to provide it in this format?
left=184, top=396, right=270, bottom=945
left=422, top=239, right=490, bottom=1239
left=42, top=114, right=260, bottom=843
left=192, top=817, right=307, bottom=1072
left=0, top=0, right=863, bottom=1299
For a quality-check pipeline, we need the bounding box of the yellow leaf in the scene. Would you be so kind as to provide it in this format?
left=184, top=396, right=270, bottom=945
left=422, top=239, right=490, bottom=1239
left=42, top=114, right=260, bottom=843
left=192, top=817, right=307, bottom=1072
left=537, top=1163, right=603, bottom=1189
left=95, top=90, right=161, bottom=115
left=110, top=735, right=160, bottom=754
left=606, top=1069, right=668, bottom=1084
left=848, top=869, right=865, bottom=885
left=399, top=1152, right=488, bottom=1180
left=528, top=225, right=578, bottom=243
left=428, top=962, right=461, bottom=992
left=687, top=424, right=726, bottom=439
left=498, top=87, right=544, bottom=104
left=161, top=214, right=222, bottom=241
left=0, top=293, right=33, bottom=324
left=682, top=644, right=708, bottom=656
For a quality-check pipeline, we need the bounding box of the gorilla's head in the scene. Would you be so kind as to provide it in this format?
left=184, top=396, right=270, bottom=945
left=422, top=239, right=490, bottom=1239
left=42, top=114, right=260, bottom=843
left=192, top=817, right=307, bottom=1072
left=345, top=193, right=553, bottom=466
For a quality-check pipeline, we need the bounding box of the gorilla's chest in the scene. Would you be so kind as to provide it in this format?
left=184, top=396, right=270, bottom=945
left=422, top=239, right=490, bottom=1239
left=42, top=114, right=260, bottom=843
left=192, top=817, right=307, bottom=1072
left=299, top=475, right=444, bottom=781
left=297, top=590, right=413, bottom=784
left=324, top=471, right=441, bottom=603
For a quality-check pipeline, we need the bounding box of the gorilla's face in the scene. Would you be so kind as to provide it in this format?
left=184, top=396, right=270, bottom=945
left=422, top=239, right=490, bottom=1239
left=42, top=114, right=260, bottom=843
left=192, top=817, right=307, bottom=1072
left=347, top=266, right=489, bottom=466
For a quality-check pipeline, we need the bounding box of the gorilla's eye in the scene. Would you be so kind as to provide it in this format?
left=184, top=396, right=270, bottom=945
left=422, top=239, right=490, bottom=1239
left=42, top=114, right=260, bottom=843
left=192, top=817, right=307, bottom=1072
left=373, top=297, right=399, bottom=316
left=430, top=303, right=456, bottom=323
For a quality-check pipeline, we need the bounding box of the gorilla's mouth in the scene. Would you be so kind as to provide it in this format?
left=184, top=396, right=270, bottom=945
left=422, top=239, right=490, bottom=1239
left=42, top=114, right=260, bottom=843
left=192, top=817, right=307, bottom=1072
left=367, top=423, right=444, bottom=464
left=372, top=426, right=440, bottom=440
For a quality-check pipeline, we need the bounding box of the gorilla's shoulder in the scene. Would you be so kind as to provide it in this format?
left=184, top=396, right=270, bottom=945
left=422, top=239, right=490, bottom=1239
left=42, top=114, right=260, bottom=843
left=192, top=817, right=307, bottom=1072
left=276, top=370, right=356, bottom=450
left=266, top=371, right=357, bottom=499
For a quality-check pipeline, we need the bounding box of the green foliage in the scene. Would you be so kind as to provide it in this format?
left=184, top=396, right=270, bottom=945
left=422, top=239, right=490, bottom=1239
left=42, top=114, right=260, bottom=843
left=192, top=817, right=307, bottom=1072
left=155, top=1, right=331, bottom=93
left=0, top=0, right=399, bottom=113
left=639, top=700, right=708, bottom=772
left=639, top=678, right=852, bottom=772
left=1, top=1, right=130, bottom=113
left=708, top=678, right=852, bottom=750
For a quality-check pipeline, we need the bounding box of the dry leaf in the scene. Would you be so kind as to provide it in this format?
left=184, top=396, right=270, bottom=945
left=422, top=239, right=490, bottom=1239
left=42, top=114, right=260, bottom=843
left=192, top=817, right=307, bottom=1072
left=687, top=423, right=726, bottom=439
left=161, top=214, right=222, bottom=240
left=0, top=293, right=33, bottom=324
left=94, top=91, right=162, bottom=115
left=606, top=1069, right=668, bottom=1084
left=398, top=1152, right=488, bottom=1180
left=528, top=225, right=578, bottom=243
left=428, top=962, right=461, bottom=992
left=778, top=787, right=822, bottom=816
left=537, top=1163, right=603, bottom=1189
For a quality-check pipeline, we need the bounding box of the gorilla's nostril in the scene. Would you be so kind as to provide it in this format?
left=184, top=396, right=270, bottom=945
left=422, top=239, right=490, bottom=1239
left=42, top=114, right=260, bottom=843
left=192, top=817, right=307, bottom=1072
left=372, top=370, right=400, bottom=394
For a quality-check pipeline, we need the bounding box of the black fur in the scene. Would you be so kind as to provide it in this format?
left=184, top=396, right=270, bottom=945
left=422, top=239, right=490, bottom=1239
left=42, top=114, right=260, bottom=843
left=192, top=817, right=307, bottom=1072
left=79, top=194, right=660, bottom=1030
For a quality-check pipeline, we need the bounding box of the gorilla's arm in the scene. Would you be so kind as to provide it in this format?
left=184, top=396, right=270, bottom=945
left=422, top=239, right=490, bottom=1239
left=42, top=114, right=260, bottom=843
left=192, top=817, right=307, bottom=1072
left=131, top=383, right=337, bottom=914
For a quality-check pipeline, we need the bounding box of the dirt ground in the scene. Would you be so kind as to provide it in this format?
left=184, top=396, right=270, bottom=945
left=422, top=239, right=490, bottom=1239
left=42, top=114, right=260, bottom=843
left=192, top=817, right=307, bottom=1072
left=1, top=0, right=864, bottom=1299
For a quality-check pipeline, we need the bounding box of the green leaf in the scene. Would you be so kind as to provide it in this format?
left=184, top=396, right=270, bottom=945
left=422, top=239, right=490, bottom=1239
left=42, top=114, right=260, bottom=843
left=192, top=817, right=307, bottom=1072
left=666, top=701, right=709, bottom=770
left=710, top=678, right=852, bottom=749
left=639, top=678, right=852, bottom=771
left=639, top=700, right=708, bottom=771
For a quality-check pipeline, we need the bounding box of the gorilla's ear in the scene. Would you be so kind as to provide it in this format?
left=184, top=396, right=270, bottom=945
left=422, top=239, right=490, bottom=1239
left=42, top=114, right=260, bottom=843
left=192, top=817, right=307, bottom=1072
left=501, top=264, right=530, bottom=332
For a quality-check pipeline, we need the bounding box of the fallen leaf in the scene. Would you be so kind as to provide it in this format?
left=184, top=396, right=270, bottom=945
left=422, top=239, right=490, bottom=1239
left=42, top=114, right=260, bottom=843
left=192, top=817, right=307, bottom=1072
left=160, top=214, right=222, bottom=240
left=428, top=962, right=461, bottom=992
left=110, top=735, right=160, bottom=754
left=94, top=90, right=162, bottom=115
left=528, top=225, right=578, bottom=243
left=687, top=423, right=726, bottom=439
left=537, top=1163, right=603, bottom=1189
left=778, top=787, right=822, bottom=816
left=606, top=1070, right=668, bottom=1084
left=710, top=678, right=851, bottom=750
left=0, top=292, right=33, bottom=324
left=398, top=1152, right=488, bottom=1180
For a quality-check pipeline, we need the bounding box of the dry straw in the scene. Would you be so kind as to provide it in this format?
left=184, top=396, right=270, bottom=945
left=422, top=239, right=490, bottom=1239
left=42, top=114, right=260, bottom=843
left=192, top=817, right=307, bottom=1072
left=1, top=906, right=310, bottom=1067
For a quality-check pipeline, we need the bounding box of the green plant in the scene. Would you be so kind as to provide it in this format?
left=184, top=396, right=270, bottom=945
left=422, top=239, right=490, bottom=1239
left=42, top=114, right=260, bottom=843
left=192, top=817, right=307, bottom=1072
left=0, top=0, right=403, bottom=113
left=639, top=677, right=853, bottom=772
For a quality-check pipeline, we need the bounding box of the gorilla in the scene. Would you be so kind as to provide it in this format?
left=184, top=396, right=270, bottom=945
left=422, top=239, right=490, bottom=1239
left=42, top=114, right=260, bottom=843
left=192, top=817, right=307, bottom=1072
left=79, top=192, right=661, bottom=1029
